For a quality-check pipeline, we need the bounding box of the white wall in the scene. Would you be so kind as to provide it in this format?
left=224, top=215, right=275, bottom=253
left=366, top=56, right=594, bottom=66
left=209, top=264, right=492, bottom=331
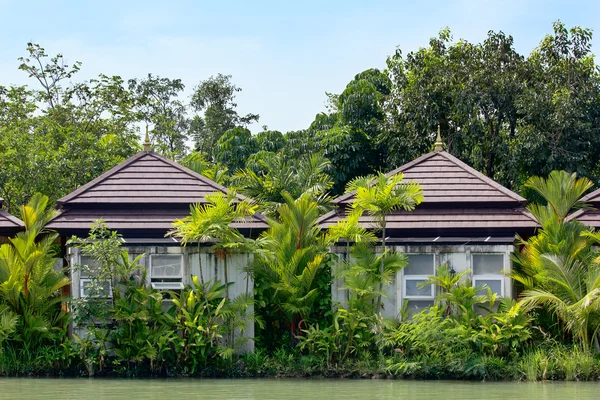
left=330, top=243, right=514, bottom=320
left=69, top=245, right=255, bottom=352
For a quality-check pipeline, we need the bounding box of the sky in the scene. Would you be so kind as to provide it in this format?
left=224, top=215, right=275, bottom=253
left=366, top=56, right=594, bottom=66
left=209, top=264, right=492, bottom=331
left=1, top=0, right=599, bottom=133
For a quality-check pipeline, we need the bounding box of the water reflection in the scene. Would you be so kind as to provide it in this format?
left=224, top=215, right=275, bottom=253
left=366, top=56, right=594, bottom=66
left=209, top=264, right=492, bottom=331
left=0, top=378, right=596, bottom=400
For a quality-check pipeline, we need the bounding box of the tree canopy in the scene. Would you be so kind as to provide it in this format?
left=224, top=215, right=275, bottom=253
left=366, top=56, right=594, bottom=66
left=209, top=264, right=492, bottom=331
left=2, top=21, right=600, bottom=215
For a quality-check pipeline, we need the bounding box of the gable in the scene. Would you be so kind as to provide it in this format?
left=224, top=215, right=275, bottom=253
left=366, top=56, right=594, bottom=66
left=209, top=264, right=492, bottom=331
left=50, top=152, right=268, bottom=234
left=335, top=151, right=525, bottom=205
left=321, top=150, right=534, bottom=234
left=58, top=152, right=244, bottom=205
left=0, top=199, right=24, bottom=231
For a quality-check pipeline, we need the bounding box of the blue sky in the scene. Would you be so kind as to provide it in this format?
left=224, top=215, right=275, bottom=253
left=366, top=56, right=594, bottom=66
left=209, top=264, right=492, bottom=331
left=1, top=0, right=599, bottom=133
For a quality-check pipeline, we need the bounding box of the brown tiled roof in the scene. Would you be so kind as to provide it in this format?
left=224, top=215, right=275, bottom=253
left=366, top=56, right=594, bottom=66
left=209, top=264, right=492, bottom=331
left=580, top=188, right=600, bottom=203
left=320, top=150, right=536, bottom=235
left=0, top=199, right=24, bottom=233
left=49, top=208, right=264, bottom=232
left=58, top=152, right=250, bottom=205
left=318, top=207, right=537, bottom=230
left=566, top=188, right=600, bottom=226
left=49, top=151, right=268, bottom=235
left=333, top=151, right=526, bottom=205
left=568, top=209, right=600, bottom=227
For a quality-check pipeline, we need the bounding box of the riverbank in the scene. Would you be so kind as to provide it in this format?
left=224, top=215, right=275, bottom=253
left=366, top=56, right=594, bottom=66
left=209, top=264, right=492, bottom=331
left=3, top=346, right=600, bottom=382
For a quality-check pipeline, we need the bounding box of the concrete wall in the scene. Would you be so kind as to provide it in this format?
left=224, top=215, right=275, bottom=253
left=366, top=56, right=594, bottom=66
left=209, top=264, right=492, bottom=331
left=69, top=245, right=254, bottom=352
left=331, top=243, right=514, bottom=320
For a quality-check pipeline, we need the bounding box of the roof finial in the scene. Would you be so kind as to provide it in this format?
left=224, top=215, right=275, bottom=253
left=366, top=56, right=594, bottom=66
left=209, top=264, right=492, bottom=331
left=143, top=125, right=151, bottom=152
left=434, top=124, right=444, bottom=152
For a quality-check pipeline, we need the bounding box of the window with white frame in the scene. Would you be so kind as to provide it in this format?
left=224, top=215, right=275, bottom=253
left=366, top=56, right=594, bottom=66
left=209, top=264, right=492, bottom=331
left=472, top=254, right=504, bottom=296
left=403, top=254, right=435, bottom=300
left=80, top=278, right=113, bottom=298
left=79, top=256, right=112, bottom=298
left=149, top=254, right=184, bottom=290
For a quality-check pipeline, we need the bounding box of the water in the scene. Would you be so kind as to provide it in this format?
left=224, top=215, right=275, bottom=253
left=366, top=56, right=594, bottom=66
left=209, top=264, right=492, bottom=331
left=0, top=378, right=598, bottom=399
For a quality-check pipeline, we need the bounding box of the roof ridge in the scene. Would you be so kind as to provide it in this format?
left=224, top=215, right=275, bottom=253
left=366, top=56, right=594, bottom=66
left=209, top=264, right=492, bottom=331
left=144, top=152, right=248, bottom=201
left=332, top=152, right=439, bottom=205
left=57, top=152, right=149, bottom=204
left=54, top=151, right=268, bottom=225
left=437, top=152, right=526, bottom=203
left=144, top=154, right=268, bottom=222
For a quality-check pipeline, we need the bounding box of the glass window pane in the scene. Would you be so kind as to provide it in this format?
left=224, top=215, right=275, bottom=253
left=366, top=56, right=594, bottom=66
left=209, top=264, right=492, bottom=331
left=151, top=255, right=183, bottom=278
left=472, top=254, right=503, bottom=275
left=81, top=279, right=111, bottom=297
left=80, top=256, right=101, bottom=268
left=405, top=254, right=435, bottom=275
left=79, top=256, right=102, bottom=278
left=151, top=282, right=184, bottom=290
left=405, top=279, right=432, bottom=297
left=475, top=279, right=502, bottom=296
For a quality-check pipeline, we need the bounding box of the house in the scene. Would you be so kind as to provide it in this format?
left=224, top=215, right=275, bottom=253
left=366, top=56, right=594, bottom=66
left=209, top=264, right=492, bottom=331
left=0, top=198, right=24, bottom=243
left=318, top=135, right=538, bottom=317
left=47, top=141, right=268, bottom=348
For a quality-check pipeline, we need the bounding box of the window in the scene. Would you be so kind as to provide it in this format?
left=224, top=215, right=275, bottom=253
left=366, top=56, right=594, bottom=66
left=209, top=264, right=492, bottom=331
left=402, top=254, right=435, bottom=300
left=79, top=256, right=112, bottom=298
left=80, top=278, right=112, bottom=298
left=150, top=254, right=184, bottom=290
left=472, top=254, right=504, bottom=296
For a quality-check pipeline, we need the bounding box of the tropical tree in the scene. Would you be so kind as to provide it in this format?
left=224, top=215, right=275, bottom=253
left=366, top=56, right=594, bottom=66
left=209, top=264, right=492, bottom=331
left=326, top=210, right=377, bottom=257
left=168, top=192, right=258, bottom=299
left=512, top=170, right=594, bottom=287
left=336, top=244, right=408, bottom=313
left=190, top=74, right=259, bottom=158
left=511, top=170, right=600, bottom=352
left=1, top=43, right=139, bottom=215
left=128, top=74, right=190, bottom=160
left=214, top=127, right=257, bottom=171
left=346, top=172, right=424, bottom=312
left=0, top=194, right=70, bottom=351
left=252, top=193, right=330, bottom=345
left=234, top=152, right=334, bottom=215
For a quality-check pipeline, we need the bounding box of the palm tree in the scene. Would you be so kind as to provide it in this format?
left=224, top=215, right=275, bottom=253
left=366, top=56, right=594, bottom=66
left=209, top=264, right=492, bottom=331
left=326, top=209, right=377, bottom=257
left=233, top=152, right=334, bottom=215
left=518, top=253, right=600, bottom=352
left=421, top=264, right=471, bottom=316
left=336, top=244, right=408, bottom=313
left=512, top=170, right=596, bottom=288
left=251, top=193, right=328, bottom=340
left=0, top=194, right=70, bottom=348
left=346, top=172, right=424, bottom=313
left=511, top=170, right=600, bottom=352
left=525, top=170, right=593, bottom=225
left=168, top=192, right=257, bottom=299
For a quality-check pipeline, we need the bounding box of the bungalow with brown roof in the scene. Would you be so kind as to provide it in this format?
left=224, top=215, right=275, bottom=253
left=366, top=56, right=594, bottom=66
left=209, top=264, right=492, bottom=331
left=319, top=135, right=538, bottom=317
left=0, top=198, right=24, bottom=243
left=48, top=141, right=268, bottom=348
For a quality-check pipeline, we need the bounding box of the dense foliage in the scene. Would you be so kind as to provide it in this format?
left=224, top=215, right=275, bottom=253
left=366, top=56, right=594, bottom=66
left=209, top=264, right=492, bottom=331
left=2, top=22, right=600, bottom=216
left=3, top=170, right=600, bottom=380
left=2, top=21, right=600, bottom=380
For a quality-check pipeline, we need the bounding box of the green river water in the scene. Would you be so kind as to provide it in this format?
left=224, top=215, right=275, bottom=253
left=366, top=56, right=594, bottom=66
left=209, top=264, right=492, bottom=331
left=0, top=379, right=599, bottom=400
